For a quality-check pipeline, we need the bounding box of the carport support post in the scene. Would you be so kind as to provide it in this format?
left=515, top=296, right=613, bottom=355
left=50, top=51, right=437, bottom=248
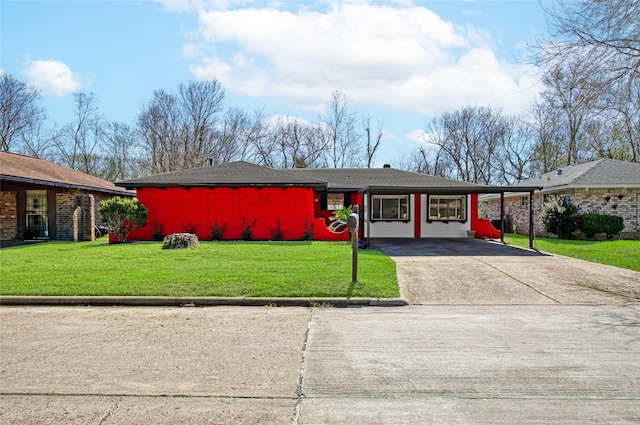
left=529, top=190, right=535, bottom=249
left=500, top=192, right=505, bottom=243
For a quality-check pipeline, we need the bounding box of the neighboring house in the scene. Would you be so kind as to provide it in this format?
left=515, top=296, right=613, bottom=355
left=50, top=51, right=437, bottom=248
left=482, top=159, right=640, bottom=238
left=116, top=161, right=540, bottom=243
left=0, top=152, right=133, bottom=242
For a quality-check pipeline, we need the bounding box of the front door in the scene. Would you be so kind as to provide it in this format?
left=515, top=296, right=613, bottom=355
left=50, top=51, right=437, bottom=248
left=25, top=190, right=48, bottom=239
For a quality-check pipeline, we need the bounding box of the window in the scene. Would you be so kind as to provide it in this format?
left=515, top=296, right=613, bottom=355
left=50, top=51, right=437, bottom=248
left=521, top=196, right=529, bottom=206
left=428, top=195, right=466, bottom=222
left=371, top=195, right=409, bottom=221
left=326, top=193, right=345, bottom=211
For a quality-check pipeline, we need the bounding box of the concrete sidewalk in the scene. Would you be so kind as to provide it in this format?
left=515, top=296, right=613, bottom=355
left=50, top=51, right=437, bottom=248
left=1, top=305, right=639, bottom=424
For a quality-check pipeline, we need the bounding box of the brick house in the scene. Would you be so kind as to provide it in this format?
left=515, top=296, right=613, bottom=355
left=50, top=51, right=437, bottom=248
left=482, top=159, right=640, bottom=239
left=0, top=152, right=133, bottom=242
left=117, top=161, right=540, bottom=245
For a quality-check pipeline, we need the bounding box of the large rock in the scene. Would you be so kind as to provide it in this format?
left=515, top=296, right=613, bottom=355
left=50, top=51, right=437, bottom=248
left=162, top=233, right=200, bottom=249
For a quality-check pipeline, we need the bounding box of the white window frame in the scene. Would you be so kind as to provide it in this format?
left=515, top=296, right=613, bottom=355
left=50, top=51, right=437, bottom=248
left=427, top=195, right=467, bottom=223
left=370, top=194, right=410, bottom=221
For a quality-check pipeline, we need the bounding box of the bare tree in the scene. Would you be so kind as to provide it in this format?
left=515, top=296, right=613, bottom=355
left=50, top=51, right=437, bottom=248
left=363, top=116, right=383, bottom=168
left=212, top=107, right=266, bottom=164
left=527, top=0, right=640, bottom=165
left=533, top=1, right=640, bottom=85
left=179, top=80, right=225, bottom=168
left=138, top=89, right=186, bottom=173
left=539, top=57, right=605, bottom=165
left=0, top=73, right=46, bottom=152
left=495, top=115, right=536, bottom=184
left=138, top=80, right=226, bottom=173
left=53, top=91, right=104, bottom=175
left=254, top=115, right=326, bottom=168
left=101, top=121, right=144, bottom=181
left=320, top=91, right=361, bottom=168
left=528, top=100, right=565, bottom=174
left=423, top=106, right=507, bottom=184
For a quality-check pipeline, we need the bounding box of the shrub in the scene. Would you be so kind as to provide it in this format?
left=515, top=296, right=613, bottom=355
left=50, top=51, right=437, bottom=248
left=151, top=221, right=165, bottom=241
left=210, top=220, right=228, bottom=241
left=269, top=219, right=287, bottom=241
left=301, top=217, right=314, bottom=241
left=241, top=217, right=257, bottom=241
left=98, top=197, right=148, bottom=243
left=182, top=221, right=200, bottom=234
left=541, top=196, right=580, bottom=239
left=579, top=213, right=624, bottom=239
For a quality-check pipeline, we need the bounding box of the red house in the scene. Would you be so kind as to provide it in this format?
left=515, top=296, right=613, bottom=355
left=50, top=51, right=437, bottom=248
left=117, top=161, right=537, bottom=242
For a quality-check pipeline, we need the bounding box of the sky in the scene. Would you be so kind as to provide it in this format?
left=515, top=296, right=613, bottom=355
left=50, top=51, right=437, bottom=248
left=1, top=0, right=551, bottom=166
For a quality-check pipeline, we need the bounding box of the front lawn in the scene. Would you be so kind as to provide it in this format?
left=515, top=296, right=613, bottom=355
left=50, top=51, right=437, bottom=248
left=0, top=240, right=399, bottom=298
left=504, top=234, right=640, bottom=272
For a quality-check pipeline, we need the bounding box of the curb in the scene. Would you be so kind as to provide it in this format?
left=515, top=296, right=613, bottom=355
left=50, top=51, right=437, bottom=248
left=0, top=296, right=409, bottom=308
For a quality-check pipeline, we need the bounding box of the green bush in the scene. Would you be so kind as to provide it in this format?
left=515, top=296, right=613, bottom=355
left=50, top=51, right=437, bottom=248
left=541, top=197, right=580, bottom=239
left=210, top=220, right=228, bottom=241
left=579, top=213, right=624, bottom=239
left=98, top=197, right=148, bottom=243
left=241, top=217, right=257, bottom=241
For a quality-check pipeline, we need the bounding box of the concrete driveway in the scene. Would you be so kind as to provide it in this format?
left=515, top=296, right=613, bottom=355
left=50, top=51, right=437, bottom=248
left=372, top=238, right=640, bottom=305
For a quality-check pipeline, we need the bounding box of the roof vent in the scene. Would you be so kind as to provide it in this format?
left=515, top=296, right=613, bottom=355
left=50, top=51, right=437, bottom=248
left=383, top=164, right=391, bottom=168
left=206, top=158, right=214, bottom=166
left=557, top=168, right=563, bottom=175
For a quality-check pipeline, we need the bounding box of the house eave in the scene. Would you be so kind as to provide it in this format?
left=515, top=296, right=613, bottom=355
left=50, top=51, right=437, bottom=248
left=1, top=174, right=134, bottom=196
left=360, top=185, right=542, bottom=195
left=116, top=182, right=327, bottom=191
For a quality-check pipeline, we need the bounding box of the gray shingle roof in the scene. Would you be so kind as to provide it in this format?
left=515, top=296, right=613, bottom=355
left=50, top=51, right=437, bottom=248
left=514, top=159, right=640, bottom=190
left=117, top=161, right=327, bottom=188
left=287, top=167, right=483, bottom=190
left=117, top=161, right=494, bottom=192
left=0, top=152, right=133, bottom=195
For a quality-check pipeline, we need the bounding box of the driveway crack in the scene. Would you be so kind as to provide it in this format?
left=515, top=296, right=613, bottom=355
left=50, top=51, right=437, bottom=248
left=471, top=256, right=561, bottom=304
left=292, top=310, right=312, bottom=424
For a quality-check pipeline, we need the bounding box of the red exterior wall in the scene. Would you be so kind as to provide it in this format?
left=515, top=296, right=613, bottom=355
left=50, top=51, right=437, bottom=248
left=470, top=193, right=501, bottom=238
left=126, top=187, right=491, bottom=241
left=127, top=186, right=351, bottom=241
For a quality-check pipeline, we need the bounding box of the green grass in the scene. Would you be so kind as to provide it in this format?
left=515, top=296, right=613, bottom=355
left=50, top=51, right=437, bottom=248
left=504, top=234, right=640, bottom=272
left=0, top=240, right=399, bottom=298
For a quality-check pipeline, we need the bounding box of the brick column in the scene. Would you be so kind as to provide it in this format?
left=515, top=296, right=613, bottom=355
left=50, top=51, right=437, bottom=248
left=0, top=191, right=18, bottom=240
left=76, top=194, right=95, bottom=242
left=56, top=192, right=76, bottom=241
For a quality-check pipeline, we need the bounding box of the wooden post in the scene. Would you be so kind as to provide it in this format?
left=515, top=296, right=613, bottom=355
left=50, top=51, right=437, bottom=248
left=351, top=228, right=358, bottom=283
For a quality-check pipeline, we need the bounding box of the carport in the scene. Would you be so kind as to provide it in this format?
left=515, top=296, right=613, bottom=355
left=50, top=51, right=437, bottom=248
left=360, top=184, right=542, bottom=248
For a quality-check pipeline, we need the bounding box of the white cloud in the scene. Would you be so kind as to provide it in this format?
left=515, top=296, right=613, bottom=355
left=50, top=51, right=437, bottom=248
left=177, top=1, right=540, bottom=116
left=22, top=59, right=89, bottom=96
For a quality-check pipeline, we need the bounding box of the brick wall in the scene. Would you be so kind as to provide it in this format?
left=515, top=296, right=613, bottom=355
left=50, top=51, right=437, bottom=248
left=56, top=192, right=76, bottom=241
left=0, top=191, right=18, bottom=240
left=488, top=188, right=640, bottom=238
